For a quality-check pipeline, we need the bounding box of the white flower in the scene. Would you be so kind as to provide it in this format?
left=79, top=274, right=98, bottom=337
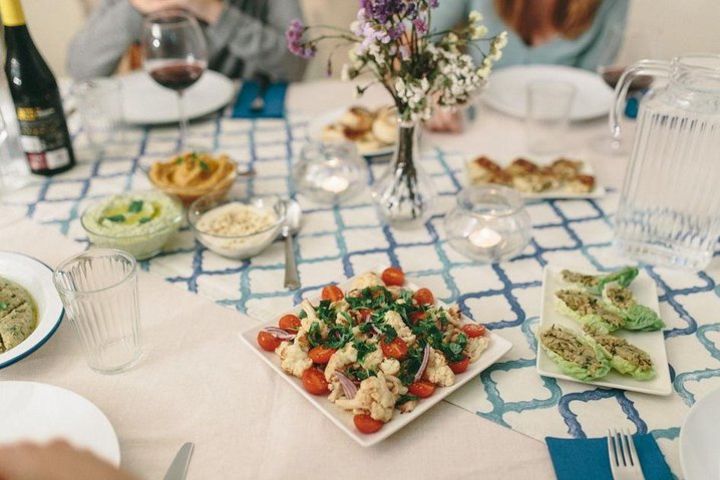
left=494, top=31, right=509, bottom=49
left=341, top=64, right=351, bottom=81
left=468, top=10, right=483, bottom=24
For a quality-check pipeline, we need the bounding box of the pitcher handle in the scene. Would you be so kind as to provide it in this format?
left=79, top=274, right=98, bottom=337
left=609, top=60, right=672, bottom=140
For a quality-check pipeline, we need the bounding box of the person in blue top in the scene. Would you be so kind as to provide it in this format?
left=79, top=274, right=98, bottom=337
left=428, top=0, right=629, bottom=131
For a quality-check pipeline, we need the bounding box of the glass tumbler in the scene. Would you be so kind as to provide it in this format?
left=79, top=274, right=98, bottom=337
left=53, top=249, right=142, bottom=374
left=74, top=78, right=124, bottom=151
left=526, top=80, right=577, bottom=154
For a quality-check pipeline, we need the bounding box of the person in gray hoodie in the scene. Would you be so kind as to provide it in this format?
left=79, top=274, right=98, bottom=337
left=67, top=0, right=305, bottom=81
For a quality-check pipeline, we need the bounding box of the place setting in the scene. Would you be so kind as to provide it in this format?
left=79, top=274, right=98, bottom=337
left=0, top=0, right=719, bottom=479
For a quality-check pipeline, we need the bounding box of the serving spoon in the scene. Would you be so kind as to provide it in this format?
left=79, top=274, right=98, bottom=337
left=281, top=199, right=303, bottom=290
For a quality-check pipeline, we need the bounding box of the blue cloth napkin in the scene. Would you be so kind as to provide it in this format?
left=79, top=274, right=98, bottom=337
left=546, top=434, right=673, bottom=480
left=232, top=80, right=287, bottom=119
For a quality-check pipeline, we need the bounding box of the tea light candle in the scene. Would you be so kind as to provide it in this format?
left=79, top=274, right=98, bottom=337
left=320, top=175, right=350, bottom=194
left=468, top=227, right=502, bottom=249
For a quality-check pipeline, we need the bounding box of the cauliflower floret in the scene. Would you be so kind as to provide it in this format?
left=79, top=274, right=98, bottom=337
left=398, top=400, right=417, bottom=414
left=275, top=341, right=312, bottom=378
left=384, top=311, right=416, bottom=346
left=324, top=342, right=358, bottom=381
left=446, top=305, right=464, bottom=327
left=465, top=335, right=490, bottom=363
left=359, top=347, right=383, bottom=370
left=335, top=372, right=396, bottom=422
left=379, top=357, right=400, bottom=376
left=350, top=272, right=384, bottom=291
left=423, top=348, right=455, bottom=387
left=384, top=374, right=407, bottom=396
left=335, top=299, right=351, bottom=325
left=328, top=376, right=344, bottom=402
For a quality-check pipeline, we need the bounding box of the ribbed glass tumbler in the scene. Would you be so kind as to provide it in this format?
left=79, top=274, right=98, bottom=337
left=53, top=249, right=142, bottom=374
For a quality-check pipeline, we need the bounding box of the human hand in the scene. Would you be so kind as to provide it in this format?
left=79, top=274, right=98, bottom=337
left=130, top=0, right=224, bottom=23
left=0, top=440, right=139, bottom=480
left=425, top=109, right=464, bottom=134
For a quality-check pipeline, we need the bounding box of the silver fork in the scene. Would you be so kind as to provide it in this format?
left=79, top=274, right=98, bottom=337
left=607, top=429, right=645, bottom=480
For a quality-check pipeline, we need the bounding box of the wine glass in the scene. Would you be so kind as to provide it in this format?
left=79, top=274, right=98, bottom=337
left=142, top=10, right=208, bottom=153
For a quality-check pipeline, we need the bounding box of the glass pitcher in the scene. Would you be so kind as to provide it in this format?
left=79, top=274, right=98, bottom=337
left=610, top=54, right=720, bottom=270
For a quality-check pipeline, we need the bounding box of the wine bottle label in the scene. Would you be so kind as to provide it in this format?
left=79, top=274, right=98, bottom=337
left=16, top=105, right=72, bottom=172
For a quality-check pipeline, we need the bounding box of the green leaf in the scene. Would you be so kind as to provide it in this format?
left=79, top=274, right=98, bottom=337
left=396, top=394, right=418, bottom=406
left=127, top=200, right=144, bottom=213
left=138, top=217, right=152, bottom=224
left=307, top=322, right=323, bottom=347
left=353, top=340, right=376, bottom=362
left=298, top=310, right=307, bottom=319
left=104, top=214, right=126, bottom=223
left=325, top=324, right=354, bottom=349
left=316, top=300, right=335, bottom=324
left=199, top=160, right=210, bottom=172
left=346, top=367, right=376, bottom=382
left=0, top=301, right=7, bottom=310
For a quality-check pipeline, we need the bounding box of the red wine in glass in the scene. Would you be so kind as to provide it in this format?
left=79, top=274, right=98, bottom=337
left=149, top=62, right=205, bottom=91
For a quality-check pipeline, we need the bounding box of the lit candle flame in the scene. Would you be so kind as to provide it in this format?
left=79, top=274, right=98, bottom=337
left=321, top=175, right=350, bottom=194
left=469, top=227, right=502, bottom=248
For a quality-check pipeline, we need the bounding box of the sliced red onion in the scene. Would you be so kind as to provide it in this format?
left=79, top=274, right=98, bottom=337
left=371, top=324, right=383, bottom=335
left=334, top=371, right=358, bottom=399
left=262, top=326, right=296, bottom=341
left=414, top=344, right=432, bottom=382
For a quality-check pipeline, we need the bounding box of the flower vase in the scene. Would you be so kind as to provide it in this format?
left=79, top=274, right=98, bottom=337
left=371, top=121, right=436, bottom=229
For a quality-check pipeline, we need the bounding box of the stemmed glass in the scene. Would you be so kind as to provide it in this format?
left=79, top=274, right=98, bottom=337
left=142, top=10, right=208, bottom=152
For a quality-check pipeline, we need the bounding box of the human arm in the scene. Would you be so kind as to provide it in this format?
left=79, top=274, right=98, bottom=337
left=204, top=0, right=305, bottom=81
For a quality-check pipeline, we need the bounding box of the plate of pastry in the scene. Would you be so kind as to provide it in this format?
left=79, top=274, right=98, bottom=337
left=465, top=156, right=605, bottom=199
left=308, top=106, right=398, bottom=158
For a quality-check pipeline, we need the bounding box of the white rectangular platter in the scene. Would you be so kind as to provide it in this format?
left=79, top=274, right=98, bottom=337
left=536, top=265, right=672, bottom=396
left=465, top=157, right=606, bottom=200
left=240, top=270, right=512, bottom=447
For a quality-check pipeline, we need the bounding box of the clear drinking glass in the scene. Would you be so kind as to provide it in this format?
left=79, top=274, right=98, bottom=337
left=53, top=249, right=142, bottom=374
left=526, top=80, right=577, bottom=154
left=74, top=78, right=124, bottom=150
left=0, top=106, right=30, bottom=195
left=142, top=10, right=208, bottom=153
left=611, top=54, right=720, bottom=270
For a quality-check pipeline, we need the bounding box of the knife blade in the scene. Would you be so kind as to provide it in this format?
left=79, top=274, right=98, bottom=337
left=163, top=442, right=194, bottom=480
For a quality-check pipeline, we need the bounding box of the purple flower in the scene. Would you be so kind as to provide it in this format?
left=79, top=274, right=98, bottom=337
left=427, top=0, right=439, bottom=8
left=285, top=19, right=316, bottom=59
left=412, top=17, right=428, bottom=35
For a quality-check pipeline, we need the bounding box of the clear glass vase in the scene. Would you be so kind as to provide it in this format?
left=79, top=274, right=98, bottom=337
left=371, top=121, right=436, bottom=229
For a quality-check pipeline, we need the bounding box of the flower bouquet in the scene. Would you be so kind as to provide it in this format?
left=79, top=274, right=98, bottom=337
left=286, top=0, right=507, bottom=228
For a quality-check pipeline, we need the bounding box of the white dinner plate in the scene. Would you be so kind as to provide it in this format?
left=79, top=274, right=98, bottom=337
left=483, top=65, right=614, bottom=121
left=536, top=266, right=672, bottom=396
left=0, top=381, right=121, bottom=466
left=307, top=108, right=396, bottom=158
left=465, top=156, right=606, bottom=200
left=680, top=387, right=720, bottom=480
left=240, top=269, right=513, bottom=447
left=0, top=252, right=64, bottom=369
left=120, top=70, right=235, bottom=125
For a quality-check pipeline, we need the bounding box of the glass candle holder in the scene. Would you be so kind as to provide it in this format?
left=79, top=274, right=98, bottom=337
left=293, top=141, right=368, bottom=204
left=444, top=185, right=532, bottom=263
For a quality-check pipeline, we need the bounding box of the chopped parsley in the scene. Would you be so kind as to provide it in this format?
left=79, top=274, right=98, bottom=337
left=396, top=394, right=418, bottom=406
left=324, top=324, right=354, bottom=349
left=316, top=300, right=335, bottom=324
left=0, top=301, right=7, bottom=310
left=307, top=322, right=323, bottom=347
left=199, top=159, right=210, bottom=172
left=346, top=367, right=376, bottom=382
left=127, top=200, right=144, bottom=213
left=138, top=217, right=152, bottom=224
left=353, top=340, right=376, bottom=362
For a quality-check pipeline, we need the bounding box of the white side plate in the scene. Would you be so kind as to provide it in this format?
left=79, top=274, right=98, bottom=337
left=483, top=65, right=614, bottom=121
left=240, top=272, right=513, bottom=447
left=120, top=70, right=235, bottom=125
left=536, top=266, right=672, bottom=396
left=0, top=381, right=121, bottom=466
left=0, top=252, right=64, bottom=369
left=680, top=387, right=720, bottom=480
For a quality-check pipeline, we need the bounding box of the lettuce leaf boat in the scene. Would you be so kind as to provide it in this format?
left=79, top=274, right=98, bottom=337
left=554, top=289, right=625, bottom=334
left=582, top=326, right=655, bottom=380
left=540, top=325, right=611, bottom=381
left=561, top=267, right=639, bottom=296
left=602, top=284, right=664, bottom=331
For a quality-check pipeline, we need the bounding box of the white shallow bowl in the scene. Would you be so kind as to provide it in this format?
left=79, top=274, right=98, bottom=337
left=680, top=387, right=720, bottom=480
left=0, top=381, right=121, bottom=466
left=120, top=70, right=235, bottom=125
left=536, top=265, right=672, bottom=396
left=240, top=269, right=513, bottom=447
left=483, top=65, right=614, bottom=121
left=0, top=252, right=64, bottom=369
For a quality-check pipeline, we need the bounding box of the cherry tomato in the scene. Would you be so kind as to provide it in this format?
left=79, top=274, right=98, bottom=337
left=409, top=311, right=425, bottom=323
left=278, top=314, right=301, bottom=332
left=301, top=368, right=329, bottom=395
left=413, top=288, right=434, bottom=306
left=357, top=308, right=373, bottom=322
left=462, top=323, right=487, bottom=338
left=381, top=267, right=405, bottom=286
left=309, top=346, right=336, bottom=364
left=381, top=337, right=408, bottom=360
left=321, top=285, right=344, bottom=302
left=354, top=414, right=384, bottom=434
left=257, top=331, right=281, bottom=352
left=449, top=357, right=470, bottom=374
left=408, top=380, right=436, bottom=398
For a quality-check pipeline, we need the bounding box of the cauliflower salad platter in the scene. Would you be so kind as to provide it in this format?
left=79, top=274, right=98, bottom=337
left=241, top=267, right=512, bottom=446
left=536, top=266, right=672, bottom=396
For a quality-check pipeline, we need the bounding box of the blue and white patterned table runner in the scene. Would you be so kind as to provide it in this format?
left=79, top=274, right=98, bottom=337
left=4, top=111, right=720, bottom=476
